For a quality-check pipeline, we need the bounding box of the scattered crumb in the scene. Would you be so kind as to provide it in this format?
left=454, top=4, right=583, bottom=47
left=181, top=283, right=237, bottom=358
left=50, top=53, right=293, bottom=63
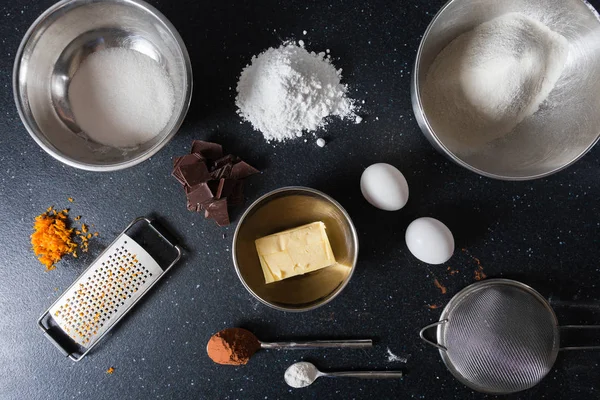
left=68, top=197, right=74, bottom=203
left=434, top=279, right=447, bottom=294
left=474, top=266, right=487, bottom=281
left=386, top=348, right=408, bottom=363
left=462, top=249, right=487, bottom=281
left=302, top=30, right=307, bottom=35
left=426, top=304, right=441, bottom=310
left=355, top=115, right=363, bottom=124
left=316, top=138, right=326, bottom=147
left=298, top=39, right=305, bottom=47
left=447, top=266, right=459, bottom=276
left=106, top=367, right=115, bottom=374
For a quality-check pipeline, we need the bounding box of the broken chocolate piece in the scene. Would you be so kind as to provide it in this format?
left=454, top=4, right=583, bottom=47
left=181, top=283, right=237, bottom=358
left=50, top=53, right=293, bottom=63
left=186, top=200, right=200, bottom=212
left=207, top=178, right=237, bottom=200
left=212, top=154, right=237, bottom=171
left=218, top=179, right=237, bottom=199
left=210, top=163, right=233, bottom=181
left=172, top=140, right=258, bottom=226
left=173, top=156, right=183, bottom=168
left=180, top=162, right=211, bottom=187
left=191, top=140, right=223, bottom=161
left=172, top=154, right=203, bottom=185
left=205, top=198, right=229, bottom=226
left=227, top=180, right=245, bottom=206
left=231, top=161, right=259, bottom=180
left=186, top=183, right=214, bottom=207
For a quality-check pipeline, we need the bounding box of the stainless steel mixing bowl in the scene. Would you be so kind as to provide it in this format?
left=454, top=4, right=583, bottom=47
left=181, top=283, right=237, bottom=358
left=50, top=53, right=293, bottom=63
left=412, top=0, right=600, bottom=180
left=13, top=0, right=192, bottom=171
left=233, top=187, right=359, bottom=312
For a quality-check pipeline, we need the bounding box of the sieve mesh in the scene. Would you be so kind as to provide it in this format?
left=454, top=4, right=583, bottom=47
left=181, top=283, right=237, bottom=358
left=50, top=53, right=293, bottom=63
left=441, top=283, right=558, bottom=394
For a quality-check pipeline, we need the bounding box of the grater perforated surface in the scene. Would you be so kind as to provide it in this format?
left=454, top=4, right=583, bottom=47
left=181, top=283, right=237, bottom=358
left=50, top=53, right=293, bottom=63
left=49, top=234, right=162, bottom=348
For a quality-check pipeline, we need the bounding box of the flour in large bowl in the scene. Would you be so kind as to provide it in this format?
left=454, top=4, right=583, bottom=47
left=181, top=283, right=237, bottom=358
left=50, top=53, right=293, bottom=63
left=422, top=12, right=569, bottom=155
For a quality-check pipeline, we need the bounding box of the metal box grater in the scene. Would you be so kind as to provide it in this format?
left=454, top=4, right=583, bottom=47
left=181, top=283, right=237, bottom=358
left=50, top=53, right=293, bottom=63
left=38, top=217, right=181, bottom=361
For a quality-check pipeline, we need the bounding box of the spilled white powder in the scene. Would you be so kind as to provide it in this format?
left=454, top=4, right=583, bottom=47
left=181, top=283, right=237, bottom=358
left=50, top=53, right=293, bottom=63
left=284, top=362, right=317, bottom=388
left=386, top=348, right=408, bottom=363
left=236, top=42, right=357, bottom=142
left=422, top=13, right=569, bottom=154
left=69, top=48, right=175, bottom=148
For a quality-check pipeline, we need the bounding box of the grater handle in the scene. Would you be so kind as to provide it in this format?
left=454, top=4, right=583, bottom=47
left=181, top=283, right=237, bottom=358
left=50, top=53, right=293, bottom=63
left=142, top=217, right=179, bottom=248
left=42, top=330, right=69, bottom=357
left=37, top=313, right=83, bottom=360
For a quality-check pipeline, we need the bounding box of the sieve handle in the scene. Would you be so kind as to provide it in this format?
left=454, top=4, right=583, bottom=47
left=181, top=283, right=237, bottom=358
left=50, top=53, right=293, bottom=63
left=559, top=325, right=600, bottom=351
left=419, top=320, right=448, bottom=351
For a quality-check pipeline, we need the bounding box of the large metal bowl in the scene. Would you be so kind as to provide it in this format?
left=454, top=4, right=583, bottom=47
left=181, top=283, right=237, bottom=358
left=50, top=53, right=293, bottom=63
left=233, top=187, right=359, bottom=312
left=412, top=0, right=600, bottom=180
left=13, top=0, right=192, bottom=171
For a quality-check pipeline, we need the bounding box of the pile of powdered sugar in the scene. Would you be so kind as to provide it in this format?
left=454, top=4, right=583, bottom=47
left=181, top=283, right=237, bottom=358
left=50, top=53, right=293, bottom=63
left=284, top=362, right=317, bottom=388
left=422, top=12, right=569, bottom=154
left=235, top=41, right=357, bottom=142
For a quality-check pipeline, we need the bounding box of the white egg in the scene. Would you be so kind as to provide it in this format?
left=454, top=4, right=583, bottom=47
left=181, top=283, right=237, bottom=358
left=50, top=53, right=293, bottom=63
left=405, top=217, right=454, bottom=264
left=360, top=163, right=409, bottom=211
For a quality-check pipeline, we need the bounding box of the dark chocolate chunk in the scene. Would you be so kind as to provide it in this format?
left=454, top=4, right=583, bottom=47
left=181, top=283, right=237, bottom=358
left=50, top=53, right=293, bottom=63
left=230, top=161, right=259, bottom=180
left=173, top=156, right=183, bottom=168
left=172, top=170, right=186, bottom=186
left=186, top=200, right=199, bottom=212
left=191, top=141, right=223, bottom=161
left=210, top=163, right=233, bottom=180
left=191, top=152, right=206, bottom=162
left=173, top=154, right=203, bottom=186
left=227, top=180, right=245, bottom=206
left=186, top=183, right=214, bottom=207
left=180, top=162, right=211, bottom=187
left=212, top=154, right=237, bottom=171
left=207, top=178, right=237, bottom=200
left=173, top=140, right=259, bottom=227
left=218, top=179, right=237, bottom=199
left=205, top=198, right=229, bottom=226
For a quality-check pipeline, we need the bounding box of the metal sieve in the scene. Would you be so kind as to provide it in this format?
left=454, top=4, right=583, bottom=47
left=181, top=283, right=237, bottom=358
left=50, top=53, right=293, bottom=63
left=419, top=279, right=600, bottom=394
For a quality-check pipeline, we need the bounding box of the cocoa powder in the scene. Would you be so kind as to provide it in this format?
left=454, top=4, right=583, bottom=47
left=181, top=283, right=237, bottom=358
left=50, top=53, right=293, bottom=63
left=207, top=328, right=261, bottom=365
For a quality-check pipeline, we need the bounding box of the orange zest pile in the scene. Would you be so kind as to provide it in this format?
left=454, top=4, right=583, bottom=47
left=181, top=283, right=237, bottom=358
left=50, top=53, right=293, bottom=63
left=31, top=205, right=98, bottom=270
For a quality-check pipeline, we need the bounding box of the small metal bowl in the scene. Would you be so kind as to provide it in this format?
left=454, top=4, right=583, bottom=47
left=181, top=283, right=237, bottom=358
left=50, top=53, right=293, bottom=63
left=13, top=0, right=192, bottom=171
left=412, top=0, right=600, bottom=180
left=233, top=187, right=359, bottom=312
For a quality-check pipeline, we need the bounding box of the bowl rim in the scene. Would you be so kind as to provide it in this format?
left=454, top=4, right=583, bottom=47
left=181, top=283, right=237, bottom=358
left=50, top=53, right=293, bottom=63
left=12, top=0, right=193, bottom=172
left=411, top=0, right=600, bottom=181
left=232, top=186, right=359, bottom=312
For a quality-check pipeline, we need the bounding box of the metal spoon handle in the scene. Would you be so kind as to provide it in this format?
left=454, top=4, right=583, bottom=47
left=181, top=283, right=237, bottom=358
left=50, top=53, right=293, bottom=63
left=260, top=339, right=372, bottom=350
left=325, top=371, right=404, bottom=379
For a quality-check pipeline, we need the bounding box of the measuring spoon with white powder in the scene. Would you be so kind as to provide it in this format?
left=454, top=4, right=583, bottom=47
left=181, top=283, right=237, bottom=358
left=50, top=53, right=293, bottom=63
left=284, top=362, right=403, bottom=388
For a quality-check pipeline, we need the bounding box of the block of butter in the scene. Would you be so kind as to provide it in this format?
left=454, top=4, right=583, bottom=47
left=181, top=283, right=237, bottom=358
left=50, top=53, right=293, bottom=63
left=255, top=222, right=336, bottom=284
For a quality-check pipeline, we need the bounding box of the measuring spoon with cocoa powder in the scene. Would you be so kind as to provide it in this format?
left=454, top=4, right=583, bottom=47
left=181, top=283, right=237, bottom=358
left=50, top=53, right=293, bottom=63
left=207, top=328, right=372, bottom=365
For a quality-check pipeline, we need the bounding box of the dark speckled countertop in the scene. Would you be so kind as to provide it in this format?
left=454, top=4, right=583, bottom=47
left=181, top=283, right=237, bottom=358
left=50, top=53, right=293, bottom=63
left=1, top=0, right=599, bottom=399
